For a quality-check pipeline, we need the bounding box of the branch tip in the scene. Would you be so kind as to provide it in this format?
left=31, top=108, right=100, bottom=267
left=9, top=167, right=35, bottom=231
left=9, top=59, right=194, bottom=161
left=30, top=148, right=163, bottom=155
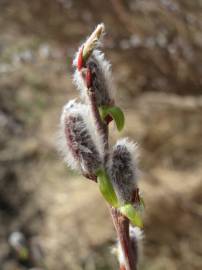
left=82, top=23, right=105, bottom=62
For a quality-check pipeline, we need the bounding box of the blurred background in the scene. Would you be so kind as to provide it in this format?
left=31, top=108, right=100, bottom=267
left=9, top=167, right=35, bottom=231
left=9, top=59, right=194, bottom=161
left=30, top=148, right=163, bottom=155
left=0, top=0, right=202, bottom=269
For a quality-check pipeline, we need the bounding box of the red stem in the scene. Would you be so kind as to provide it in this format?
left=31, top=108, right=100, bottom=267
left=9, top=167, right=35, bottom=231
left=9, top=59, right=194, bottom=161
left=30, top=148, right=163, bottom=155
left=111, top=208, right=137, bottom=270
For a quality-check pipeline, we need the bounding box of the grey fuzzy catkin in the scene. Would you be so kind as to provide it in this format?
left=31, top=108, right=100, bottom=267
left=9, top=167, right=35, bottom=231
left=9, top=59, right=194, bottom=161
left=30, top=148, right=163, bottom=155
left=64, top=114, right=102, bottom=175
left=58, top=100, right=103, bottom=175
left=73, top=48, right=115, bottom=106
left=85, top=50, right=115, bottom=106
left=109, top=138, right=139, bottom=204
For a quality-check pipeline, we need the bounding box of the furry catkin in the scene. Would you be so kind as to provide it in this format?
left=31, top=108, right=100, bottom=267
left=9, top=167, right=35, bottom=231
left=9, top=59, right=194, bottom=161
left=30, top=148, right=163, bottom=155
left=85, top=50, right=114, bottom=106
left=73, top=26, right=115, bottom=107
left=109, top=138, right=138, bottom=204
left=58, top=100, right=103, bottom=175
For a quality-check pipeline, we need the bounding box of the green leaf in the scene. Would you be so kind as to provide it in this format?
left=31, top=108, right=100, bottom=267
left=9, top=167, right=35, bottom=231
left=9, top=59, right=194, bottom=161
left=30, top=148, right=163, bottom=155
left=96, top=169, right=119, bottom=207
left=119, top=204, right=143, bottom=228
left=99, top=106, right=125, bottom=131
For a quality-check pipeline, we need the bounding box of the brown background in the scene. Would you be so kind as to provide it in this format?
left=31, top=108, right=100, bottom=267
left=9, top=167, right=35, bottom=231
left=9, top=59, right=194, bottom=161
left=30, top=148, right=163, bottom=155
left=0, top=1, right=202, bottom=269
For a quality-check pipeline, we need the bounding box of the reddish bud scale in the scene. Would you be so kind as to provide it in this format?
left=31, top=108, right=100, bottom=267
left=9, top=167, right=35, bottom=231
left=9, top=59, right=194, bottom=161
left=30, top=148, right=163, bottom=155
left=77, top=46, right=84, bottom=71
left=120, top=265, right=126, bottom=270
left=131, top=188, right=140, bottom=204
left=105, top=114, right=113, bottom=125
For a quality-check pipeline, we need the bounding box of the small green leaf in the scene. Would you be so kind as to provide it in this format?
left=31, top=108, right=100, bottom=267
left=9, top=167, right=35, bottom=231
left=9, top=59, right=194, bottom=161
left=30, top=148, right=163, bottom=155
left=96, top=169, right=119, bottom=207
left=120, top=204, right=143, bottom=228
left=99, top=106, right=125, bottom=131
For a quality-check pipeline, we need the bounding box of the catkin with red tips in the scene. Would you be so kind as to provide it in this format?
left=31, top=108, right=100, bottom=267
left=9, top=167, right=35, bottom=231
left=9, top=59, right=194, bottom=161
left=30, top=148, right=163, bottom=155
left=73, top=24, right=115, bottom=107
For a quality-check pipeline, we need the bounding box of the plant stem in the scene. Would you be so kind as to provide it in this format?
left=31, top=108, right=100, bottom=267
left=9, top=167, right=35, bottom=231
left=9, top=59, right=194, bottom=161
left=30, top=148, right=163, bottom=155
left=87, top=85, right=137, bottom=270
left=111, top=208, right=137, bottom=270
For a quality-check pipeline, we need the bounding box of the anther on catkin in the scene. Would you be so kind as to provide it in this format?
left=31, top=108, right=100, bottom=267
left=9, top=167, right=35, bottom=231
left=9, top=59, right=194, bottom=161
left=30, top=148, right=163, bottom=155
left=58, top=100, right=103, bottom=176
left=109, top=138, right=139, bottom=205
